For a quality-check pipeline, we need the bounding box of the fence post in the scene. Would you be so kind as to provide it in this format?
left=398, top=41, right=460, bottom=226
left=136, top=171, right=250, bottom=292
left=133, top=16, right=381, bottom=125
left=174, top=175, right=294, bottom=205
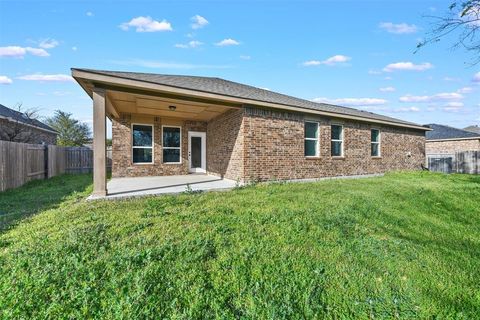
left=44, top=144, right=49, bottom=180
left=473, top=151, right=480, bottom=174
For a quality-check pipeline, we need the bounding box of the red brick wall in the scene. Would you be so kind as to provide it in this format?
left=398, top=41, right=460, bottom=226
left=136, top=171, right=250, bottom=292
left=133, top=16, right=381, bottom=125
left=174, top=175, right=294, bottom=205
left=111, top=113, right=206, bottom=177
left=206, top=108, right=244, bottom=181
left=426, top=139, right=480, bottom=154
left=111, top=106, right=426, bottom=181
left=242, top=107, right=426, bottom=181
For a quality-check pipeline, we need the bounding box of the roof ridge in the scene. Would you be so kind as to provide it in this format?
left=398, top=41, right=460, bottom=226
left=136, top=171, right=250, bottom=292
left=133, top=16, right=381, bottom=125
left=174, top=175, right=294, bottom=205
left=427, top=123, right=479, bottom=134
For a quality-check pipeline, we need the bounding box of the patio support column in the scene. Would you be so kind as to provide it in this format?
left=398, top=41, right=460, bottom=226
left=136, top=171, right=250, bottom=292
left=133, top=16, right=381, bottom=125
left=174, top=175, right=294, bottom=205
left=92, top=87, right=107, bottom=197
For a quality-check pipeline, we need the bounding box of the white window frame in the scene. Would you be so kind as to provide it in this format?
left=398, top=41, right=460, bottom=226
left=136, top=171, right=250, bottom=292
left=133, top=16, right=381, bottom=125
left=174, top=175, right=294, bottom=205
left=371, top=128, right=381, bottom=157
left=331, top=124, right=344, bottom=157
left=304, top=121, right=320, bottom=157
left=162, top=125, right=182, bottom=164
left=131, top=123, right=154, bottom=165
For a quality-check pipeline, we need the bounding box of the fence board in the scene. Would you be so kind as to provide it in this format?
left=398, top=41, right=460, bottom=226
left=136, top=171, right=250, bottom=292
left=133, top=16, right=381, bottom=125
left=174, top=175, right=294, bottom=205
left=427, top=151, right=479, bottom=174
left=48, top=145, right=66, bottom=178
left=0, top=141, right=113, bottom=192
left=65, top=147, right=93, bottom=174
left=0, top=141, right=46, bottom=191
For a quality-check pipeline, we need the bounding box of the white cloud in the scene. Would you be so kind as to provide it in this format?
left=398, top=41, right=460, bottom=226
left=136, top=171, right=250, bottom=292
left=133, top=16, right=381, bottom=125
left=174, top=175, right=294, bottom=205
left=368, top=70, right=382, bottom=75
left=0, top=46, right=49, bottom=58
left=303, top=55, right=351, bottom=67
left=109, top=58, right=232, bottom=69
left=379, top=86, right=395, bottom=92
left=303, top=60, right=321, bottom=66
left=17, top=74, right=74, bottom=82
left=240, top=55, right=251, bottom=60
left=25, top=47, right=50, bottom=57
left=313, top=97, right=387, bottom=106
left=383, top=62, right=433, bottom=72
left=215, top=38, right=240, bottom=46
left=443, top=76, right=460, bottom=82
left=399, top=92, right=463, bottom=103
left=457, top=87, right=473, bottom=94
left=191, top=15, right=208, bottom=29
left=174, top=40, right=203, bottom=49
left=473, top=72, right=480, bottom=83
left=86, top=11, right=93, bottom=17
left=120, top=16, right=173, bottom=32
left=39, top=38, right=59, bottom=49
left=443, top=102, right=464, bottom=112
left=72, top=46, right=78, bottom=51
left=391, top=106, right=420, bottom=113
left=444, top=102, right=464, bottom=108
left=0, top=75, right=12, bottom=84
left=174, top=44, right=188, bottom=49
left=384, top=76, right=393, bottom=80
left=53, top=91, right=71, bottom=96
left=379, top=22, right=418, bottom=34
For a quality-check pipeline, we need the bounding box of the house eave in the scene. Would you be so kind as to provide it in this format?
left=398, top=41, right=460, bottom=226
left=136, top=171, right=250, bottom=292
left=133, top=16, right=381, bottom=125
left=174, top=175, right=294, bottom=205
left=426, top=137, right=480, bottom=142
left=71, top=68, right=431, bottom=131
left=0, top=115, right=58, bottom=135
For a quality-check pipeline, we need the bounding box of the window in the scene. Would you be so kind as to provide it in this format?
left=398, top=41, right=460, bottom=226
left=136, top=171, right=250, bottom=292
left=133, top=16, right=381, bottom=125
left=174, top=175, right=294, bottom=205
left=371, top=129, right=380, bottom=157
left=304, top=121, right=319, bottom=157
left=331, top=125, right=343, bottom=157
left=163, top=126, right=181, bottom=163
left=132, top=124, right=153, bottom=164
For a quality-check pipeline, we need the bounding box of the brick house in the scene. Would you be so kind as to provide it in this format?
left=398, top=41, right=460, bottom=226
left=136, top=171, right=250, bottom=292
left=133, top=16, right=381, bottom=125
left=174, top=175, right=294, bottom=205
left=425, top=124, right=480, bottom=155
left=72, top=68, right=429, bottom=197
left=0, top=104, right=57, bottom=144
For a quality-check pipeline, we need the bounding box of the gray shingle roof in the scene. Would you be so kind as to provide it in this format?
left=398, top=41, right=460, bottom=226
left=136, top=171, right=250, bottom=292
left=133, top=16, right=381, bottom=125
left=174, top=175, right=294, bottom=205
left=464, top=125, right=480, bottom=134
left=425, top=124, right=480, bottom=140
left=0, top=104, right=56, bottom=132
left=73, top=68, right=428, bottom=129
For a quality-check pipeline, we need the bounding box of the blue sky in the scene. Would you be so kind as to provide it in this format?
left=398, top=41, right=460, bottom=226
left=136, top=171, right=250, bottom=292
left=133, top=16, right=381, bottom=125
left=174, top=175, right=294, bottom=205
left=0, top=0, right=479, bottom=138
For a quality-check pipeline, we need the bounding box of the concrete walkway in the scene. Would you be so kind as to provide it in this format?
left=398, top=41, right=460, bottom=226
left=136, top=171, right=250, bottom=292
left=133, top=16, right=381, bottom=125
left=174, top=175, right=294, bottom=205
left=88, top=174, right=238, bottom=200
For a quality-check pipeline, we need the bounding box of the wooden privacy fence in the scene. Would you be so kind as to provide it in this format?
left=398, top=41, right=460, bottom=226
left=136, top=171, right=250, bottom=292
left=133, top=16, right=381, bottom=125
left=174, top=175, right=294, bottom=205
left=456, top=151, right=480, bottom=174
left=64, top=147, right=92, bottom=174
left=0, top=141, right=112, bottom=192
left=427, top=151, right=479, bottom=174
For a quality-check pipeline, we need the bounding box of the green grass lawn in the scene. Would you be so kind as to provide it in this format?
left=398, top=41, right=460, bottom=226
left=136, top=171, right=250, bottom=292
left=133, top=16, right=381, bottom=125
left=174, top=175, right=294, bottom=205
left=0, top=172, right=479, bottom=319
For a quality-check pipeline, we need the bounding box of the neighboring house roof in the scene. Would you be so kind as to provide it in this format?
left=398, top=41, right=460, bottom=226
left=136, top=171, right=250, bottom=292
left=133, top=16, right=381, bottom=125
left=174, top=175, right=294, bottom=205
left=425, top=123, right=480, bottom=141
left=72, top=68, right=430, bottom=131
left=464, top=125, right=480, bottom=134
left=0, top=104, right=57, bottom=133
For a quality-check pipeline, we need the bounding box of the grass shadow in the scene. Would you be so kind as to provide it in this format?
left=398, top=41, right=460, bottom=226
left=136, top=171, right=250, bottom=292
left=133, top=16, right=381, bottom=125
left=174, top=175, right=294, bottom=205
left=0, top=174, right=92, bottom=232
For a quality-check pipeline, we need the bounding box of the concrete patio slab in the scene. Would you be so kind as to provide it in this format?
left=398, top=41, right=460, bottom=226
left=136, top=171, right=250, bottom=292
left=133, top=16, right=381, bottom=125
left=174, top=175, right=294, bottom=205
left=87, top=174, right=238, bottom=200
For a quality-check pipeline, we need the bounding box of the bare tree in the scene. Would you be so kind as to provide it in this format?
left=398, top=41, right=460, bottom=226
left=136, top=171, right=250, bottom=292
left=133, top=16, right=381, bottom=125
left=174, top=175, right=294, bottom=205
left=416, top=0, right=480, bottom=65
left=0, top=103, right=40, bottom=143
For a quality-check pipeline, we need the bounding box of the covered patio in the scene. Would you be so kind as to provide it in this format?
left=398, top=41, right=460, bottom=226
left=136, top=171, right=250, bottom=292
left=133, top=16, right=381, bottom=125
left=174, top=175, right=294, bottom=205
left=72, top=68, right=244, bottom=199
left=97, top=174, right=238, bottom=200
